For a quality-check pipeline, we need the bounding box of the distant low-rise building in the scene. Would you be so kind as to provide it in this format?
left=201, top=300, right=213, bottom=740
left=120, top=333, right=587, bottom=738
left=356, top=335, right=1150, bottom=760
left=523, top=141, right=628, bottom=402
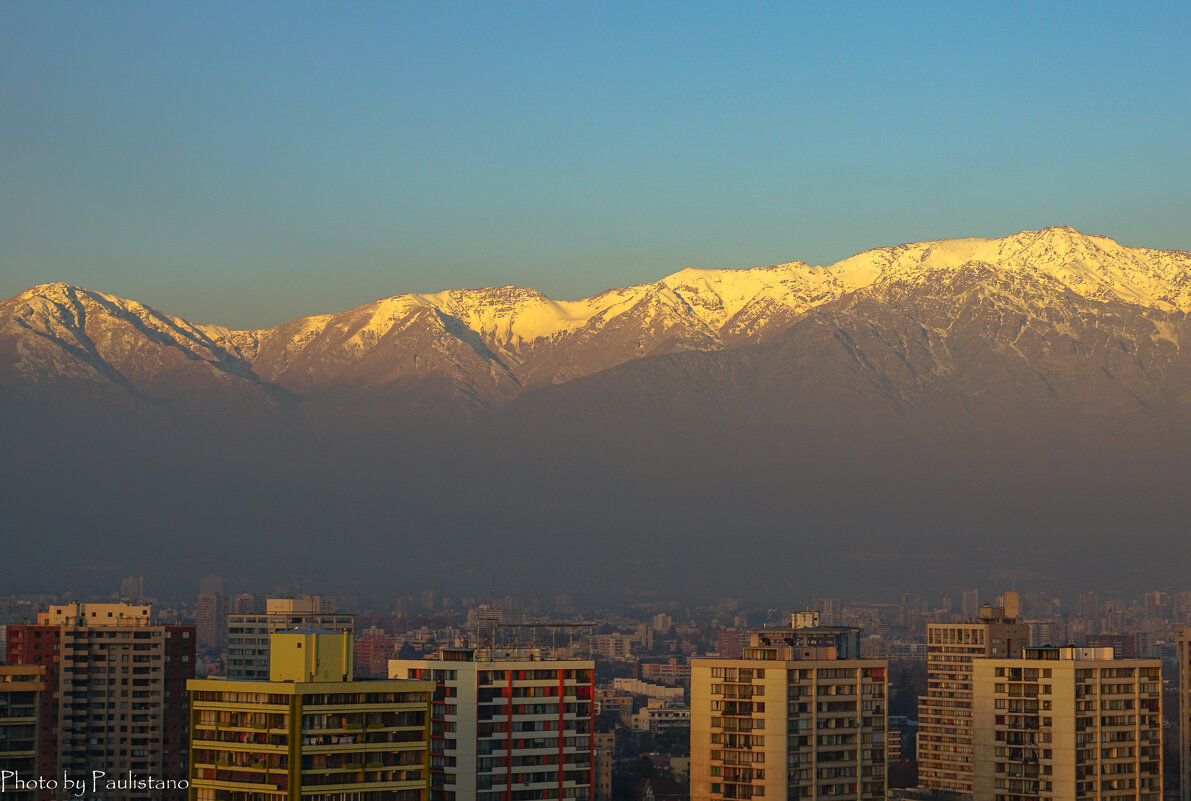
left=641, top=659, right=689, bottom=686
left=595, top=688, right=635, bottom=726
left=593, top=633, right=634, bottom=660
left=630, top=700, right=690, bottom=734
left=612, top=677, right=685, bottom=702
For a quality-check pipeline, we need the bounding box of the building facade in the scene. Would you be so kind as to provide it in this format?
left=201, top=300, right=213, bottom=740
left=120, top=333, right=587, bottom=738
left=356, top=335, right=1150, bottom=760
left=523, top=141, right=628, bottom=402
left=5, top=603, right=195, bottom=801
left=0, top=665, right=44, bottom=801
left=188, top=631, right=434, bottom=801
left=592, top=732, right=613, bottom=801
left=917, top=597, right=1029, bottom=797
left=196, top=594, right=229, bottom=653
left=226, top=598, right=352, bottom=680
left=1177, top=626, right=1191, bottom=801
left=353, top=630, right=399, bottom=679
left=972, top=647, right=1162, bottom=801
left=390, top=647, right=596, bottom=801
left=691, top=629, right=888, bottom=800
left=3, top=625, right=60, bottom=784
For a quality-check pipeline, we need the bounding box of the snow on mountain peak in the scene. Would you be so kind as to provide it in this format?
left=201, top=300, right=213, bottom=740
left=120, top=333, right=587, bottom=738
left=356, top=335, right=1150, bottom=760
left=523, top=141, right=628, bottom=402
left=6, top=228, right=1191, bottom=416
left=167, top=228, right=1191, bottom=369
left=9, top=228, right=1191, bottom=389
left=821, top=227, right=1191, bottom=312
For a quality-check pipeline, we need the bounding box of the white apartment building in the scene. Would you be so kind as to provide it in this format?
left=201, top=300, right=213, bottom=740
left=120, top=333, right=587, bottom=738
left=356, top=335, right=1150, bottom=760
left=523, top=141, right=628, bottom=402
left=391, top=646, right=595, bottom=801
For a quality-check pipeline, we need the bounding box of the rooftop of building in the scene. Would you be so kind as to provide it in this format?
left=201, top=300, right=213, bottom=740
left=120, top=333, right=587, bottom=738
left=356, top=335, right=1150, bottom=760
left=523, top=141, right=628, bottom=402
left=187, top=676, right=435, bottom=693
left=39, top=602, right=154, bottom=627
left=751, top=624, right=862, bottom=637
left=1021, top=646, right=1123, bottom=661
left=280, top=627, right=345, bottom=635
left=414, top=646, right=593, bottom=664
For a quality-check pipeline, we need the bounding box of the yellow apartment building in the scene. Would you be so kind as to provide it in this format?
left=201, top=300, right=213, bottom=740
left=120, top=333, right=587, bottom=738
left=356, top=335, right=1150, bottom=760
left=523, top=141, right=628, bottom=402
left=188, top=631, right=434, bottom=801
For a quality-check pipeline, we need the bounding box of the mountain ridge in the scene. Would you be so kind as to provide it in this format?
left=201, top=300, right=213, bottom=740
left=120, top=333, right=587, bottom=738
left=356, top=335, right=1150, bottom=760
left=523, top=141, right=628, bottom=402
left=5, top=226, right=1191, bottom=418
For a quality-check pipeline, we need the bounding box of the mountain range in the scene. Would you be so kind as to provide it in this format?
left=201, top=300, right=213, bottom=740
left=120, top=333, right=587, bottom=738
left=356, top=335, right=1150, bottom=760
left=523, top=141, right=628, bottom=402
left=5, top=226, right=1191, bottom=602
left=5, top=225, right=1191, bottom=423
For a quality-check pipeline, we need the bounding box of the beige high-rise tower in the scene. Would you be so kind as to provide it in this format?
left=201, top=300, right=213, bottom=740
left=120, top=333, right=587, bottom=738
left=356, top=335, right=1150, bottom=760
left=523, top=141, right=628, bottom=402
left=691, top=627, right=888, bottom=800
left=5, top=603, right=194, bottom=801
left=1177, top=626, right=1191, bottom=801
left=972, top=647, right=1162, bottom=801
left=917, top=593, right=1029, bottom=797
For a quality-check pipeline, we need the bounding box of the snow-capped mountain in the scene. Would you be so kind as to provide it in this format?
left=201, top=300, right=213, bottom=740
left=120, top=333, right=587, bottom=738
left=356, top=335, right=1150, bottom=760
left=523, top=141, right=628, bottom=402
left=9, top=226, right=1191, bottom=602
left=4, top=226, right=1191, bottom=419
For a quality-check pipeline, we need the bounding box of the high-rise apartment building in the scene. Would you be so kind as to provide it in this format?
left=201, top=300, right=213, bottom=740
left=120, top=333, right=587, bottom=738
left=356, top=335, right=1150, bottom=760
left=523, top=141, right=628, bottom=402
left=226, top=597, right=352, bottom=680
left=3, top=626, right=59, bottom=783
left=0, top=665, right=44, bottom=801
left=1177, top=626, right=1191, bottom=801
left=716, top=629, right=743, bottom=660
left=120, top=576, right=146, bottom=601
left=188, top=630, right=434, bottom=801
left=1143, top=591, right=1169, bottom=621
left=389, top=647, right=596, bottom=801
left=5, top=603, right=194, bottom=801
left=961, top=589, right=980, bottom=620
left=196, top=593, right=229, bottom=653
left=1076, top=592, right=1101, bottom=621
left=1086, top=634, right=1137, bottom=661
left=917, top=595, right=1029, bottom=797
left=972, top=647, right=1162, bottom=801
left=354, top=630, right=399, bottom=679
left=231, top=594, right=266, bottom=614
left=593, top=731, right=614, bottom=801
left=691, top=628, right=888, bottom=800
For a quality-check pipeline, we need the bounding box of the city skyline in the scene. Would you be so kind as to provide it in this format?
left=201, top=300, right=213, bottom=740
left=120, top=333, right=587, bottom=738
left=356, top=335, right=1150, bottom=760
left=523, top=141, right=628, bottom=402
left=5, top=4, right=1191, bottom=800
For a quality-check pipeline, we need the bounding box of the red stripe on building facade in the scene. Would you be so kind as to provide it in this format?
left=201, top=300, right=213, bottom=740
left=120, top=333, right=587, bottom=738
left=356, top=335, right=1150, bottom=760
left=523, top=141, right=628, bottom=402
left=505, top=669, right=514, bottom=801
left=558, top=670, right=566, bottom=799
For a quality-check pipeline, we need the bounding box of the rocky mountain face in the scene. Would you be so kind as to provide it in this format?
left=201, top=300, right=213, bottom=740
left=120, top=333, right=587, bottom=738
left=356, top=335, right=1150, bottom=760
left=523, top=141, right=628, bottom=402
left=5, top=226, right=1191, bottom=424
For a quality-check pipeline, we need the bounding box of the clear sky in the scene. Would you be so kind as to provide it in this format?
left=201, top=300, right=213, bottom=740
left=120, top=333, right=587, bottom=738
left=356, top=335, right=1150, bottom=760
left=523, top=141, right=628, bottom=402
left=2, top=1, right=1188, bottom=328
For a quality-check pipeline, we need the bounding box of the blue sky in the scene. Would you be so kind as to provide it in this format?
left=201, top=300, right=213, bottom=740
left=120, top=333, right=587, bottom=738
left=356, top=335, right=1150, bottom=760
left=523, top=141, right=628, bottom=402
left=2, top=1, right=1188, bottom=328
